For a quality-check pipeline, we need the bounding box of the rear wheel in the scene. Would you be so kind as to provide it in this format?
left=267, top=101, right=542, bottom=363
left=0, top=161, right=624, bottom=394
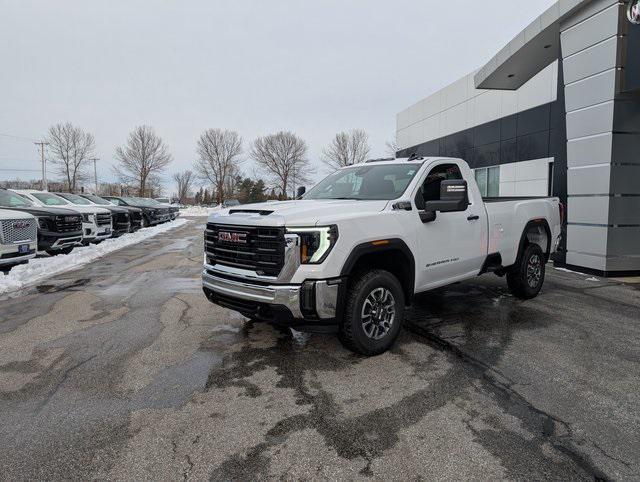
left=339, top=270, right=405, bottom=356
left=507, top=244, right=545, bottom=299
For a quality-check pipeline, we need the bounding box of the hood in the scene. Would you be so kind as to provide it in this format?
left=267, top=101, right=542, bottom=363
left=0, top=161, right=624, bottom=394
left=209, top=199, right=389, bottom=227
left=55, top=204, right=112, bottom=215
left=0, top=208, right=37, bottom=221
left=94, top=205, right=129, bottom=214
left=0, top=205, right=83, bottom=217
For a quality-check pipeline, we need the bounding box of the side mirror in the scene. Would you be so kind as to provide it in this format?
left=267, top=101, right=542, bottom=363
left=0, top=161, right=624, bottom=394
left=424, top=180, right=469, bottom=213
left=296, top=186, right=306, bottom=199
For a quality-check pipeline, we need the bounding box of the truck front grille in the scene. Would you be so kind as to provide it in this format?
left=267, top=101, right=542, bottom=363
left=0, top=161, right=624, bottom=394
left=0, top=218, right=37, bottom=244
left=112, top=212, right=130, bottom=230
left=55, top=215, right=82, bottom=233
left=204, top=223, right=285, bottom=277
left=96, top=213, right=112, bottom=226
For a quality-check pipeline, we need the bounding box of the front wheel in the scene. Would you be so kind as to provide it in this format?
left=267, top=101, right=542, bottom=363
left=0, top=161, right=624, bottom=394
left=507, top=244, right=546, bottom=299
left=339, top=270, right=405, bottom=356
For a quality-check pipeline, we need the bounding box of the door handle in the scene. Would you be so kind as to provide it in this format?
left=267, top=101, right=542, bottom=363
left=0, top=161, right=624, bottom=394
left=467, top=215, right=480, bottom=221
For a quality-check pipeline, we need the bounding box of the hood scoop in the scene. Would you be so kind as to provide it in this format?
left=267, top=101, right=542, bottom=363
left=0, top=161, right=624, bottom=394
left=228, top=209, right=274, bottom=216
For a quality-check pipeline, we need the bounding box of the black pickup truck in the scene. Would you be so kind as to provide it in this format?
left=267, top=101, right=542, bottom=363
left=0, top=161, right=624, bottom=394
left=0, top=189, right=83, bottom=255
left=104, top=196, right=171, bottom=227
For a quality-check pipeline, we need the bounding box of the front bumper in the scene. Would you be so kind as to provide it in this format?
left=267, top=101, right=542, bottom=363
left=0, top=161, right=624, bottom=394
left=0, top=241, right=37, bottom=266
left=39, top=230, right=83, bottom=250
left=202, top=267, right=340, bottom=323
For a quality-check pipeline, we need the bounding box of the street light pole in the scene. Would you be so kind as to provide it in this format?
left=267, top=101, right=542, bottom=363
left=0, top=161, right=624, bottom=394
left=89, top=158, right=99, bottom=194
left=34, top=141, right=49, bottom=191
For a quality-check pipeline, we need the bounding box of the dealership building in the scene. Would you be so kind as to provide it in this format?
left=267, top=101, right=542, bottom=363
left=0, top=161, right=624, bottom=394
left=396, top=0, right=640, bottom=276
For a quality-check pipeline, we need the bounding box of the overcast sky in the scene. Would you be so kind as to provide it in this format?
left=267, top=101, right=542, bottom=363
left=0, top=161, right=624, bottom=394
left=0, top=0, right=556, bottom=192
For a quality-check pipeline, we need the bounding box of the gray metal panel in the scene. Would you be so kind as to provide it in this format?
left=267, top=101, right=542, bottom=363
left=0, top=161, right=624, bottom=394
left=567, top=133, right=613, bottom=167
left=560, top=0, right=618, bottom=29
left=606, top=227, right=640, bottom=260
left=564, top=68, right=618, bottom=112
left=612, top=133, right=640, bottom=164
left=560, top=3, right=621, bottom=57
left=567, top=165, right=611, bottom=195
left=563, top=36, right=619, bottom=84
left=609, top=166, right=640, bottom=194
left=607, top=197, right=640, bottom=225
left=566, top=224, right=609, bottom=255
left=567, top=196, right=610, bottom=224
left=566, top=101, right=614, bottom=139
left=566, top=250, right=607, bottom=271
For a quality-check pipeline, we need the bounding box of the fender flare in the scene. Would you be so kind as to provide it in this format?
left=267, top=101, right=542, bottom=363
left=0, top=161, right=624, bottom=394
left=340, top=238, right=416, bottom=301
left=514, top=219, right=552, bottom=267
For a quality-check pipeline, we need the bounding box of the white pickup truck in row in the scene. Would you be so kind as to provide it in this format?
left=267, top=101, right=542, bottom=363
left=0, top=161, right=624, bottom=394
left=202, top=157, right=563, bottom=355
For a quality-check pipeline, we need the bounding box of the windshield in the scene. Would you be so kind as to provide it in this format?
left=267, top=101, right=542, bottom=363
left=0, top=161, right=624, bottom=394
left=83, top=194, right=113, bottom=205
left=155, top=198, right=170, bottom=204
left=32, top=192, right=69, bottom=206
left=58, top=193, right=93, bottom=205
left=0, top=190, right=35, bottom=207
left=304, top=164, right=420, bottom=201
left=121, top=197, right=149, bottom=207
left=136, top=197, right=161, bottom=206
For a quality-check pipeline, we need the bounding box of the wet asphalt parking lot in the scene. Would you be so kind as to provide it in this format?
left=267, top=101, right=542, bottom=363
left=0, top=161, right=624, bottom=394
left=0, top=219, right=638, bottom=481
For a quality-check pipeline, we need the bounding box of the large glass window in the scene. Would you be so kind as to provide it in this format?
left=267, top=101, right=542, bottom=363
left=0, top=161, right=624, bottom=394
left=475, top=166, right=500, bottom=197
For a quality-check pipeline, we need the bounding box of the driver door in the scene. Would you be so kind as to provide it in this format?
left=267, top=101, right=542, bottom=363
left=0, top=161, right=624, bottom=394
left=413, top=161, right=486, bottom=292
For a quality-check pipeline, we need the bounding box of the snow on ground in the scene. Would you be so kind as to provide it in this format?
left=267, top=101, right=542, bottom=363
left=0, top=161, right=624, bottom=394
left=0, top=218, right=190, bottom=295
left=180, top=205, right=222, bottom=217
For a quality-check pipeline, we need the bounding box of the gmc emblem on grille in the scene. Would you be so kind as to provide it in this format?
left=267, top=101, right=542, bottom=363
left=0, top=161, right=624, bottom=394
left=65, top=216, right=79, bottom=223
left=13, top=221, right=31, bottom=229
left=218, top=231, right=247, bottom=244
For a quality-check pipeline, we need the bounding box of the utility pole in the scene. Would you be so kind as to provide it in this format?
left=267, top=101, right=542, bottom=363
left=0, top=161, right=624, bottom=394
left=89, top=157, right=99, bottom=194
left=34, top=141, right=49, bottom=191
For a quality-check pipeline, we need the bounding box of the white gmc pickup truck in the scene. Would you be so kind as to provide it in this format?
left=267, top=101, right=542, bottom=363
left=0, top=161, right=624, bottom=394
left=203, top=157, right=563, bottom=355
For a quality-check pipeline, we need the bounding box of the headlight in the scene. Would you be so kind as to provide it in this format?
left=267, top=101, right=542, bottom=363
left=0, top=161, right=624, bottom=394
left=82, top=214, right=95, bottom=223
left=287, top=225, right=338, bottom=264
left=37, top=217, right=49, bottom=229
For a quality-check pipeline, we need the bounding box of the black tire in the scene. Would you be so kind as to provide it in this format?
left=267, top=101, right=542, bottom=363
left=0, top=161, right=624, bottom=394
left=46, top=246, right=74, bottom=256
left=507, top=244, right=546, bottom=299
left=142, top=216, right=150, bottom=228
left=339, top=270, right=405, bottom=356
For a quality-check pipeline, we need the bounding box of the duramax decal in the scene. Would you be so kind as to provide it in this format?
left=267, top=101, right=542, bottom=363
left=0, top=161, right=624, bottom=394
left=425, top=258, right=460, bottom=268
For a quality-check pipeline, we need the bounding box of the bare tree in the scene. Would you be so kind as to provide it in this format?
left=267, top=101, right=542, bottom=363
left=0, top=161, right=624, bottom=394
left=321, top=129, right=370, bottom=170
left=385, top=138, right=399, bottom=158
left=193, top=129, right=243, bottom=204
left=114, top=126, right=172, bottom=197
left=46, top=122, right=96, bottom=192
left=173, top=170, right=195, bottom=204
left=250, top=131, right=312, bottom=197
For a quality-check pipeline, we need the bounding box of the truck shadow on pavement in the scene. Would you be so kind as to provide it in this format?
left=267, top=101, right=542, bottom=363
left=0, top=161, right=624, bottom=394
left=201, top=280, right=603, bottom=480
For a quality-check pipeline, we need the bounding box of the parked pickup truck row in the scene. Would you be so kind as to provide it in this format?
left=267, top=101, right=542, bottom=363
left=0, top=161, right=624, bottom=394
left=0, top=189, right=179, bottom=270
left=202, top=157, right=563, bottom=356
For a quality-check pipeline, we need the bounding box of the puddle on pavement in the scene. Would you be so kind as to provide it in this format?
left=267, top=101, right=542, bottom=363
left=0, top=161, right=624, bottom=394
left=36, top=278, right=92, bottom=294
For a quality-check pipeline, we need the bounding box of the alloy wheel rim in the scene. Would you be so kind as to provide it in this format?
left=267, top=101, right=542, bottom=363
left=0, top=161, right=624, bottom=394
left=526, top=254, right=542, bottom=288
left=361, top=287, right=396, bottom=340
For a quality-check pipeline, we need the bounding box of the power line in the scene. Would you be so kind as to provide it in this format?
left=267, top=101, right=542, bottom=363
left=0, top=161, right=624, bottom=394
left=0, top=132, right=40, bottom=142
left=0, top=168, right=41, bottom=172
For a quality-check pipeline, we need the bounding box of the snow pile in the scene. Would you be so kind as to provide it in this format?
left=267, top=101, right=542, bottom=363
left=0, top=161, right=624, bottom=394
left=180, top=205, right=222, bottom=217
left=0, top=218, right=190, bottom=295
